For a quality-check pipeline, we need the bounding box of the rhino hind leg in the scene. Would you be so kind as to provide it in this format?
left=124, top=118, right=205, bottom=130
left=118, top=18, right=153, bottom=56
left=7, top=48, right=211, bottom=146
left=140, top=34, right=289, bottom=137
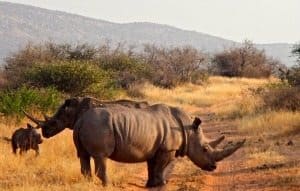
left=12, top=141, right=17, bottom=154
left=146, top=151, right=175, bottom=187
left=94, top=156, right=109, bottom=186
left=80, top=155, right=92, bottom=178
left=31, top=144, right=40, bottom=156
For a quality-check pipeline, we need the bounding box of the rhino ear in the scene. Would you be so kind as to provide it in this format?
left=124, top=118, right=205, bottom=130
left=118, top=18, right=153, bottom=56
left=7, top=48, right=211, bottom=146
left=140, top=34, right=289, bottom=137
left=64, top=99, right=72, bottom=106
left=78, top=97, right=93, bottom=113
left=81, top=98, right=93, bottom=107
left=65, top=98, right=80, bottom=107
left=27, top=123, right=33, bottom=129
left=192, top=117, right=202, bottom=131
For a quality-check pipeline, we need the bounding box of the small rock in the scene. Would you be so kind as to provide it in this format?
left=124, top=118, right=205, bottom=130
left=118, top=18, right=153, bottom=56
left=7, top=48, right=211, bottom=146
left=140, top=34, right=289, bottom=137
left=258, top=138, right=264, bottom=142
left=287, top=140, right=294, bottom=146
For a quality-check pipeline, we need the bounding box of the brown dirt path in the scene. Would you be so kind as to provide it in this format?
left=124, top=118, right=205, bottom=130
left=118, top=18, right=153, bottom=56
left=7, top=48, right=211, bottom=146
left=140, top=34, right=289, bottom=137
left=198, top=115, right=300, bottom=191
left=119, top=117, right=247, bottom=191
left=111, top=111, right=299, bottom=191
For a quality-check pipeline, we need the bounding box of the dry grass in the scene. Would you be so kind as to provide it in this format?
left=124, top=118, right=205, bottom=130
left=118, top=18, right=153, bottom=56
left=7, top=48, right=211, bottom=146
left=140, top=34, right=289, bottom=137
left=0, top=76, right=298, bottom=190
left=268, top=168, right=300, bottom=188
left=238, top=111, right=300, bottom=136
left=246, top=149, right=286, bottom=167
left=0, top=120, right=146, bottom=191
left=140, top=76, right=271, bottom=117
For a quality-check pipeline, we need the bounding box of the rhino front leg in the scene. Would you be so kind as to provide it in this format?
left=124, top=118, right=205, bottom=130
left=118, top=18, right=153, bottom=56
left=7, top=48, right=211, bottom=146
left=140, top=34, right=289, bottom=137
left=94, top=156, right=109, bottom=186
left=34, top=148, right=40, bottom=156
left=19, top=148, right=25, bottom=155
left=32, top=145, right=40, bottom=156
left=80, top=155, right=91, bottom=178
left=146, top=151, right=175, bottom=187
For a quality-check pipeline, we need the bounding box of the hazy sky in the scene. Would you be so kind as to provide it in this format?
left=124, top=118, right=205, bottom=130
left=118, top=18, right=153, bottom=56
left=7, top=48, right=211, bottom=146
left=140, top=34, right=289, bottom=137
left=6, top=0, right=300, bottom=43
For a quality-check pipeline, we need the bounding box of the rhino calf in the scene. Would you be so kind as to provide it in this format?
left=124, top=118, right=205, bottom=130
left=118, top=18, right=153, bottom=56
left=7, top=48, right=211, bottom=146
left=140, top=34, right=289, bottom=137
left=11, top=124, right=43, bottom=155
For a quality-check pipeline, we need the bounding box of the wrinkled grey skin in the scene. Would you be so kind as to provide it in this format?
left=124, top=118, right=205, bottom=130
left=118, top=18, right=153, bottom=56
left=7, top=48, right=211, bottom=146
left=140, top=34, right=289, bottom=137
left=11, top=124, right=43, bottom=156
left=25, top=97, right=245, bottom=187
left=24, top=97, right=149, bottom=138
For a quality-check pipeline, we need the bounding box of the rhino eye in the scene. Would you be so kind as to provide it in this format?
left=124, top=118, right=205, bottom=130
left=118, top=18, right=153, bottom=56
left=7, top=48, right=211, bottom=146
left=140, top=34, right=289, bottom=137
left=203, top=147, right=208, bottom=153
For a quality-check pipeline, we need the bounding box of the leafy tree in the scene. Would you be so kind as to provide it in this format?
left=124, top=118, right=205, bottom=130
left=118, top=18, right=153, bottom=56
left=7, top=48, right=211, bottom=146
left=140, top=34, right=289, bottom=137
left=212, top=41, right=277, bottom=78
left=25, top=61, right=116, bottom=96
left=143, top=45, right=208, bottom=88
left=292, top=43, right=300, bottom=64
left=285, top=43, right=300, bottom=87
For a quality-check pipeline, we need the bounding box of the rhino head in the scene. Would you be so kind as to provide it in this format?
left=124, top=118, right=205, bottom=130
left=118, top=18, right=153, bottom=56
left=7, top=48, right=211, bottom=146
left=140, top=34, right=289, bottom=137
left=24, top=97, right=93, bottom=138
left=26, top=123, right=43, bottom=144
left=186, top=118, right=245, bottom=171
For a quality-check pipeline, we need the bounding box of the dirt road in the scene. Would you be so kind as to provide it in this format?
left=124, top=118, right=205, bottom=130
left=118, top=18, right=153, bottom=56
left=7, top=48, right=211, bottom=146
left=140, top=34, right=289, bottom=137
left=121, top=115, right=299, bottom=191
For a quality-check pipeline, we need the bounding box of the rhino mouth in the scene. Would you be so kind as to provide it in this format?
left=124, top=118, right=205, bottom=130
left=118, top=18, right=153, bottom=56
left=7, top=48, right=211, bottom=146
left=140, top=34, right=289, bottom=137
left=42, top=130, right=53, bottom=138
left=202, top=164, right=217, bottom=171
left=42, top=130, right=49, bottom=138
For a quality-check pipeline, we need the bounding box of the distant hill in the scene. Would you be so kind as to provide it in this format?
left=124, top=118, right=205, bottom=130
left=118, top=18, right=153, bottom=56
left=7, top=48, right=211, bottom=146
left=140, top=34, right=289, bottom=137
left=0, top=1, right=297, bottom=66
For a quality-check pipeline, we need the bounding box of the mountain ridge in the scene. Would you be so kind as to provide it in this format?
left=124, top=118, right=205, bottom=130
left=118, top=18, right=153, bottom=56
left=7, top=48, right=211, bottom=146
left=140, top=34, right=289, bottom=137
left=0, top=1, right=296, bottom=66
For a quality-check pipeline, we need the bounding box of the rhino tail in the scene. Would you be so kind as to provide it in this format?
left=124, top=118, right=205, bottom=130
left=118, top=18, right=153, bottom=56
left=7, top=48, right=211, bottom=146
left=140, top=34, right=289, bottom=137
left=11, top=139, right=17, bottom=154
left=1, top=136, right=11, bottom=142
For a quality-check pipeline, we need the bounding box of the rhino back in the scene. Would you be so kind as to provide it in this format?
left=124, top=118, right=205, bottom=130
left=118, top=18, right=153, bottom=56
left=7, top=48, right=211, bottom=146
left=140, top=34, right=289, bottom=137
left=11, top=128, right=33, bottom=149
left=12, top=128, right=26, bottom=144
left=77, top=105, right=183, bottom=163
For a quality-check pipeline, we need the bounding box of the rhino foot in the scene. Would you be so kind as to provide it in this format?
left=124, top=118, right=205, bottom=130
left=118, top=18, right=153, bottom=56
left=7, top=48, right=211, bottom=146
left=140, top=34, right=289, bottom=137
left=146, top=178, right=166, bottom=187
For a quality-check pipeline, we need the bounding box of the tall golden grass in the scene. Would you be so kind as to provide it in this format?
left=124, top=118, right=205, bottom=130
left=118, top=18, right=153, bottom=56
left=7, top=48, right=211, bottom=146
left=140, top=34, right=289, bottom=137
left=239, top=111, right=300, bottom=136
left=0, top=76, right=298, bottom=190
left=0, top=120, right=146, bottom=191
left=140, top=76, right=272, bottom=117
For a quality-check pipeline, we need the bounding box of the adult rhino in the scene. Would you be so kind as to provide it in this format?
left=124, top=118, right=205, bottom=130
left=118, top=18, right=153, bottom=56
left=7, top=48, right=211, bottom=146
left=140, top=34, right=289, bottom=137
left=24, top=97, right=245, bottom=187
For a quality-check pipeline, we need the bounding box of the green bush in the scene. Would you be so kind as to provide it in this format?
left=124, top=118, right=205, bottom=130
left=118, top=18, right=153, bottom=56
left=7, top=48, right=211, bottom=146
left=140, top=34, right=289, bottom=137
left=262, top=87, right=300, bottom=111
left=142, top=45, right=208, bottom=88
left=286, top=65, right=300, bottom=87
left=25, top=61, right=118, bottom=97
left=98, top=54, right=151, bottom=89
left=0, top=86, right=62, bottom=117
left=254, top=83, right=300, bottom=112
left=190, top=71, right=209, bottom=85
left=4, top=43, right=98, bottom=87
left=4, top=42, right=211, bottom=92
left=212, top=40, right=276, bottom=78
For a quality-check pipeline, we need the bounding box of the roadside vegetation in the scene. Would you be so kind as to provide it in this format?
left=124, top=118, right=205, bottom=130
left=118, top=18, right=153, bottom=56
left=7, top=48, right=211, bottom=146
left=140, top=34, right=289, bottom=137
left=0, top=41, right=299, bottom=190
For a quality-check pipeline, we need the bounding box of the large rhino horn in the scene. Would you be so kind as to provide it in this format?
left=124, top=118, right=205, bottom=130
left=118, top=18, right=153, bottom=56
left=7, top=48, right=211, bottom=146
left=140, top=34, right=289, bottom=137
left=213, top=139, right=246, bottom=161
left=23, top=110, right=44, bottom=128
left=209, top=135, right=225, bottom=148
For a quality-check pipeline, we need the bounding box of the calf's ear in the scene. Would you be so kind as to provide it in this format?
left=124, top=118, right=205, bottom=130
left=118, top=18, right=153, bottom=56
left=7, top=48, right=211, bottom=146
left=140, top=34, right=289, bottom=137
left=192, top=117, right=202, bottom=131
left=27, top=123, right=33, bottom=129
